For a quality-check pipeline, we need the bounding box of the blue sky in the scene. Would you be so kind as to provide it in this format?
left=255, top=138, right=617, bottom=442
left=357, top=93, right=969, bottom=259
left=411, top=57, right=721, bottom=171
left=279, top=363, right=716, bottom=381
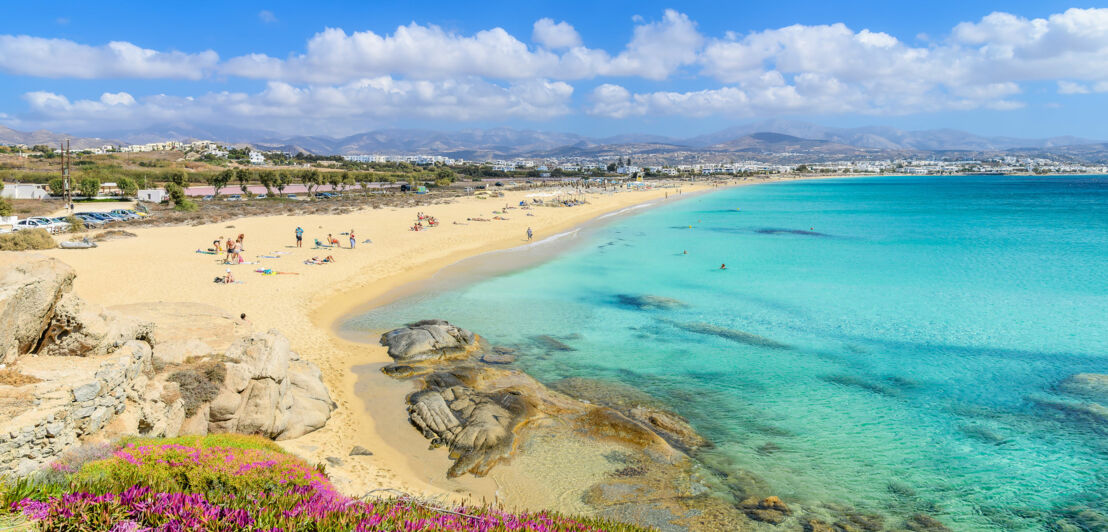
left=1, top=1, right=1107, bottom=139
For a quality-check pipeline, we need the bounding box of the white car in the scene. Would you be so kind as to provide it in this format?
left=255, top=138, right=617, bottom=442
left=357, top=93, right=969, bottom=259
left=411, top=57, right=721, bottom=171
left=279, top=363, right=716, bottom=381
left=13, top=218, right=55, bottom=233
left=29, top=217, right=71, bottom=233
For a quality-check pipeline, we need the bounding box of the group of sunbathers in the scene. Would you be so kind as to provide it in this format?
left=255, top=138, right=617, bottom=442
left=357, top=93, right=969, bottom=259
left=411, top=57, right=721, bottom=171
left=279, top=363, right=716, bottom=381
left=411, top=213, right=439, bottom=231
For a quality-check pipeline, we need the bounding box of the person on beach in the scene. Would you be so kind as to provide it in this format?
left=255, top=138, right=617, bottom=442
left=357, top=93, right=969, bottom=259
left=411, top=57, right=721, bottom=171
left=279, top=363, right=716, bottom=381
left=295, top=226, right=304, bottom=247
left=527, top=227, right=533, bottom=241
left=223, top=268, right=234, bottom=283
left=236, top=234, right=245, bottom=251
left=349, top=230, right=356, bottom=249
left=212, top=239, right=223, bottom=253
left=224, top=238, right=235, bottom=263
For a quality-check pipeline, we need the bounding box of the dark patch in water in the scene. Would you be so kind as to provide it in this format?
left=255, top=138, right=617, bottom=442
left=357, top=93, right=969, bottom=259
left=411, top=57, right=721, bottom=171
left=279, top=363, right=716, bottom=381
left=958, top=423, right=1011, bottom=446
left=754, top=227, right=831, bottom=237
left=529, top=334, right=576, bottom=352
left=614, top=294, right=690, bottom=311
left=821, top=374, right=900, bottom=397
left=658, top=318, right=792, bottom=350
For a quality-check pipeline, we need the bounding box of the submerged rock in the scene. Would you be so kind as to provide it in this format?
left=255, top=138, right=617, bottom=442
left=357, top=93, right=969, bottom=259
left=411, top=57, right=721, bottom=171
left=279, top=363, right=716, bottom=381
left=660, top=318, right=792, bottom=350
left=380, top=320, right=477, bottom=363
left=1059, top=373, right=1108, bottom=402
left=531, top=334, right=576, bottom=352
left=614, top=294, right=690, bottom=311
left=821, top=374, right=900, bottom=397
left=739, top=496, right=792, bottom=524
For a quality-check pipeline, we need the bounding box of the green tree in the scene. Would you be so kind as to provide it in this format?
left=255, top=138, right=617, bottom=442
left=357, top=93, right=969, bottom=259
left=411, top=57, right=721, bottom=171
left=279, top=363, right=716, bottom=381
left=207, top=169, right=233, bottom=197
left=606, top=162, right=618, bottom=172
left=340, top=171, right=354, bottom=194
left=303, top=169, right=321, bottom=197
left=258, top=171, right=276, bottom=196
left=235, top=168, right=251, bottom=195
left=47, top=177, right=66, bottom=196
left=77, top=177, right=101, bottom=198
left=116, top=177, right=138, bottom=197
left=435, top=167, right=456, bottom=183
left=355, top=173, right=373, bottom=197
left=167, top=169, right=188, bottom=188
left=164, top=182, right=196, bottom=211
left=0, top=182, right=8, bottom=217
left=326, top=172, right=341, bottom=194
left=276, top=171, right=291, bottom=196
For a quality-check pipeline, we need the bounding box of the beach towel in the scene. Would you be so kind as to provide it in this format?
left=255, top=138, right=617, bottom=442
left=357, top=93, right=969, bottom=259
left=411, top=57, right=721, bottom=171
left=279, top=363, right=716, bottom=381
left=196, top=250, right=217, bottom=255
left=260, top=255, right=283, bottom=259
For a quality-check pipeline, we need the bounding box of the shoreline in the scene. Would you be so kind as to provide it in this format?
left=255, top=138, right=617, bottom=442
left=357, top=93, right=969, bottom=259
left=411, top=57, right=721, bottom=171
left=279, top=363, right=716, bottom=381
left=21, top=173, right=861, bottom=512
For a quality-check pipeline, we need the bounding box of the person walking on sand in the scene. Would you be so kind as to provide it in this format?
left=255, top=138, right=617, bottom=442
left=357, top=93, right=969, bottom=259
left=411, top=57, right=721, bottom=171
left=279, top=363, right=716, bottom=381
left=295, top=226, right=304, bottom=248
left=526, top=227, right=533, bottom=241
left=349, top=230, right=356, bottom=249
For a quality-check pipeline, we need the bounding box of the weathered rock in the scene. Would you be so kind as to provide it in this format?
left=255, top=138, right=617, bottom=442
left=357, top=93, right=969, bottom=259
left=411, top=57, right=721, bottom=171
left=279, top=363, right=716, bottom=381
left=480, top=352, right=515, bottom=364
left=325, top=456, right=343, bottom=467
left=628, top=406, right=708, bottom=451
left=350, top=445, right=373, bottom=456
left=38, top=294, right=153, bottom=357
left=739, top=496, right=791, bottom=524
left=207, top=331, right=334, bottom=440
left=382, top=364, right=431, bottom=379
left=803, top=518, right=835, bottom=532
left=380, top=320, right=477, bottom=363
left=0, top=255, right=75, bottom=364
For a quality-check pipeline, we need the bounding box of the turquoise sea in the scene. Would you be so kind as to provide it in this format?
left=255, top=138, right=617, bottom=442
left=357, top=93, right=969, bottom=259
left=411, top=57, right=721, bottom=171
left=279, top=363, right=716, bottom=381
left=346, top=175, right=1108, bottom=531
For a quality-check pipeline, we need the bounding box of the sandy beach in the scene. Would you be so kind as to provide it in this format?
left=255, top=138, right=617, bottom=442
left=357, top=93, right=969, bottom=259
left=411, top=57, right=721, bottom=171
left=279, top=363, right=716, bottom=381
left=32, top=181, right=740, bottom=504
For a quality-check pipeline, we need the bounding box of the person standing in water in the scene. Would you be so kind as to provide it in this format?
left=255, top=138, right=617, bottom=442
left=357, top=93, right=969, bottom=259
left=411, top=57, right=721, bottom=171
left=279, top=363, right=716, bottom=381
left=526, top=227, right=533, bottom=241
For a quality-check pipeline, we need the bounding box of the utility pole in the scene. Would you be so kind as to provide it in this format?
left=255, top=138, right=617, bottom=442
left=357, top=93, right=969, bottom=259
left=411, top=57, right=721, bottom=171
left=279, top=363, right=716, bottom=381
left=61, top=139, right=71, bottom=209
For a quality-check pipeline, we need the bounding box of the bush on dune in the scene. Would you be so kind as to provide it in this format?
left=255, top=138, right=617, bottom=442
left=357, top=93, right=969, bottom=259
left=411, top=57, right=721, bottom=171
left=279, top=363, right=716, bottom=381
left=0, top=229, right=56, bottom=251
left=1, top=434, right=652, bottom=531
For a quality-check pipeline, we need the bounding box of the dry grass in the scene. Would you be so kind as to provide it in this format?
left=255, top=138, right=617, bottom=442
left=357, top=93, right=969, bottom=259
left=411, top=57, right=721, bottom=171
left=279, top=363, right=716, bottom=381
left=0, top=229, right=56, bottom=251
left=0, top=368, right=42, bottom=386
left=166, top=360, right=227, bottom=416
left=91, top=229, right=137, bottom=241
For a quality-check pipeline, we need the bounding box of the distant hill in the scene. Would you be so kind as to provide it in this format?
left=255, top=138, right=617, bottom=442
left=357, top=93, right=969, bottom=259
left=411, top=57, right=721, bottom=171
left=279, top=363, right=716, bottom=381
left=0, top=126, right=116, bottom=150
left=2, top=120, right=1105, bottom=162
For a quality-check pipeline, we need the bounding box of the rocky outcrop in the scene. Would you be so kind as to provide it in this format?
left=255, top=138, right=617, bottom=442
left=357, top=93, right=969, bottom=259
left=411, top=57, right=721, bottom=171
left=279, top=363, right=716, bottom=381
left=37, top=294, right=153, bottom=358
left=380, top=320, right=477, bottom=363
left=0, top=255, right=75, bottom=364
left=407, top=372, right=528, bottom=477
left=209, top=331, right=334, bottom=440
left=0, top=256, right=335, bottom=475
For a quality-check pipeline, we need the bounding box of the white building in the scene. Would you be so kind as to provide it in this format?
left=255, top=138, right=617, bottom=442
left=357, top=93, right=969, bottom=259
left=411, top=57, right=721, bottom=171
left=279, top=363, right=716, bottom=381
left=137, top=189, right=167, bottom=203
left=0, top=183, right=48, bottom=200
left=249, top=151, right=266, bottom=165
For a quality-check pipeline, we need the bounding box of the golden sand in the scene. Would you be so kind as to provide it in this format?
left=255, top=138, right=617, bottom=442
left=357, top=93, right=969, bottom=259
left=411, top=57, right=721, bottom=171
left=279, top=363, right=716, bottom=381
left=35, top=183, right=724, bottom=503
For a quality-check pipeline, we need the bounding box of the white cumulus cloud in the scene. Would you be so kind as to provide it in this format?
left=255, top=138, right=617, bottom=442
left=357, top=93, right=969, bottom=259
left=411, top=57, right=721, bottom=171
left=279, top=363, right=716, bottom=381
left=0, top=35, right=217, bottom=79
left=532, top=18, right=581, bottom=49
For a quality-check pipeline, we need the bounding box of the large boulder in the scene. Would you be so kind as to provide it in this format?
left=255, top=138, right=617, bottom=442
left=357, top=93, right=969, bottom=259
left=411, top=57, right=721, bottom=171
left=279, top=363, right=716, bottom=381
left=380, top=320, right=477, bottom=363
left=0, top=255, right=75, bottom=364
left=207, top=331, right=334, bottom=440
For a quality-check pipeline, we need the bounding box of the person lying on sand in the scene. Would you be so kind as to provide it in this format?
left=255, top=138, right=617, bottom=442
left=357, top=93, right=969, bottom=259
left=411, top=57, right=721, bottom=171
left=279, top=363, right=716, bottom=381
left=493, top=216, right=509, bottom=221
left=304, top=255, right=337, bottom=264
left=467, top=217, right=490, bottom=222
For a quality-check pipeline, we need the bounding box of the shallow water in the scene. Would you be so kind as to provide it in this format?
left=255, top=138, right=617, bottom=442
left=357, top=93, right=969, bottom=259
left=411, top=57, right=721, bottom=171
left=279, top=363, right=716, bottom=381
left=345, top=175, right=1108, bottom=530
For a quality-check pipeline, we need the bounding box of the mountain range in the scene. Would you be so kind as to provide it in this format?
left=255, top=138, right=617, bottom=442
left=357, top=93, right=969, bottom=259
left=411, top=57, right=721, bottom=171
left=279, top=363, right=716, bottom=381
left=1, top=120, right=1105, bottom=162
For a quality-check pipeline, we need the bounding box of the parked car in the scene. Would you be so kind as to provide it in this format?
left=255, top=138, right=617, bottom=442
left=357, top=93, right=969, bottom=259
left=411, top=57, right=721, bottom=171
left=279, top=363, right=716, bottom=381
left=13, top=218, right=53, bottom=232
left=226, top=195, right=242, bottom=201
left=314, top=192, right=333, bottom=199
left=72, top=213, right=106, bottom=227
left=31, top=217, right=72, bottom=233
left=494, top=182, right=504, bottom=187
left=202, top=195, right=214, bottom=201
left=109, top=209, right=140, bottom=220
left=255, top=194, right=267, bottom=200
left=286, top=194, right=297, bottom=199
left=76, top=212, right=117, bottom=224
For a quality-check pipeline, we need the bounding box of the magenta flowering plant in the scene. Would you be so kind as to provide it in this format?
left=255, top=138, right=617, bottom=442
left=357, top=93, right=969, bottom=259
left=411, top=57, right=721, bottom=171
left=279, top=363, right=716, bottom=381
left=4, top=435, right=654, bottom=531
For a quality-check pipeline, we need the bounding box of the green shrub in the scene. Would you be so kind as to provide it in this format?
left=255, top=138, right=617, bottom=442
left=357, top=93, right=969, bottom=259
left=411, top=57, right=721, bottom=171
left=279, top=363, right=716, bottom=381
left=0, top=229, right=56, bottom=251
left=166, top=361, right=226, bottom=416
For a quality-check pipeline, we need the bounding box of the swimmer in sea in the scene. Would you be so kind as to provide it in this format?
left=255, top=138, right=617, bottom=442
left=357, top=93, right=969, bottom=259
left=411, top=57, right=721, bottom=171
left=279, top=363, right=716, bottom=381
left=683, top=250, right=687, bottom=254
left=720, top=263, right=727, bottom=270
